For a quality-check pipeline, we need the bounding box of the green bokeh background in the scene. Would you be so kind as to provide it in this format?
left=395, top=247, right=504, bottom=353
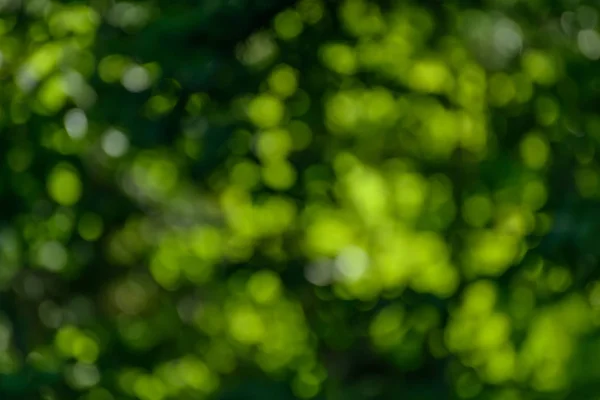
left=1, top=0, right=600, bottom=398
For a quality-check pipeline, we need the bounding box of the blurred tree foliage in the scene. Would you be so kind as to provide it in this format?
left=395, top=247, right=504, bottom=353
left=3, top=0, right=600, bottom=398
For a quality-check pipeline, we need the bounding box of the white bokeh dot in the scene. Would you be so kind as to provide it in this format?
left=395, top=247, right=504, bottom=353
left=64, top=109, right=88, bottom=139
left=121, top=65, right=151, bottom=92
left=102, top=128, right=130, bottom=157
left=578, top=29, right=600, bottom=60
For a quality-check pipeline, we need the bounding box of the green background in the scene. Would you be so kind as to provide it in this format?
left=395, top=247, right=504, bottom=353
left=1, top=0, right=600, bottom=398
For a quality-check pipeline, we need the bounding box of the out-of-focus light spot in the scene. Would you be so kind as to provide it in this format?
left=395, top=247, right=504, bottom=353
left=256, top=128, right=292, bottom=161
left=71, top=50, right=95, bottom=79
left=230, top=160, right=260, bottom=189
left=512, top=72, right=533, bottom=103
left=39, top=301, right=63, bottom=328
left=248, top=270, right=282, bottom=304
left=102, top=128, right=130, bottom=157
left=177, top=356, right=218, bottom=392
left=306, top=216, right=354, bottom=257
left=183, top=117, right=208, bottom=140
left=122, top=65, right=151, bottom=92
left=228, top=305, right=265, bottom=344
left=577, top=5, right=598, bottom=30
left=64, top=70, right=97, bottom=109
left=325, top=91, right=360, bottom=133
left=274, top=10, right=303, bottom=40
left=344, top=165, right=388, bottom=223
left=339, top=0, right=386, bottom=37
left=522, top=181, right=547, bottom=211
left=73, top=335, right=100, bottom=363
left=420, top=107, right=460, bottom=159
left=297, top=0, right=324, bottom=24
left=465, top=232, right=519, bottom=276
left=364, top=88, right=396, bottom=124
left=48, top=5, right=99, bottom=37
left=533, top=213, right=553, bottom=237
left=258, top=196, right=296, bottom=235
left=489, top=73, right=515, bottom=107
left=493, top=19, right=522, bottom=58
left=476, top=313, right=511, bottom=349
left=24, top=42, right=62, bottom=78
left=0, top=0, right=19, bottom=13
left=292, top=371, right=321, bottom=399
left=144, top=95, right=176, bottom=119
left=99, top=55, right=130, bottom=83
left=408, top=60, right=452, bottom=94
left=28, top=348, right=63, bottom=374
left=116, top=369, right=139, bottom=396
left=575, top=167, right=599, bottom=198
left=236, top=32, right=278, bottom=67
left=520, top=132, right=549, bottom=170
left=463, top=280, right=497, bottom=315
left=304, top=259, right=333, bottom=286
left=288, top=120, right=312, bottom=150
left=37, top=241, right=68, bottom=272
left=320, top=43, right=357, bottom=75
left=23, top=274, right=44, bottom=299
left=51, top=211, right=75, bottom=236
left=496, top=207, right=532, bottom=236
left=190, top=226, right=223, bottom=261
left=261, top=160, right=296, bottom=190
left=334, top=246, right=369, bottom=282
left=462, top=195, right=492, bottom=227
left=454, top=63, right=486, bottom=110
left=535, top=96, right=560, bottom=126
left=67, top=363, right=101, bottom=389
left=204, top=341, right=236, bottom=374
left=131, top=153, right=179, bottom=197
left=393, top=173, right=428, bottom=221
left=78, top=213, right=104, bottom=241
left=38, top=74, right=67, bottom=113
left=522, top=50, right=557, bottom=86
left=7, top=146, right=32, bottom=172
left=15, top=67, right=37, bottom=92
left=185, top=93, right=208, bottom=115
left=176, top=296, right=196, bottom=324
left=108, top=2, right=151, bottom=31
left=150, top=253, right=181, bottom=290
left=483, top=347, right=516, bottom=383
left=547, top=267, right=572, bottom=292
left=370, top=305, right=405, bottom=349
left=589, top=282, right=600, bottom=307
left=456, top=373, right=482, bottom=398
left=248, top=94, right=285, bottom=128
left=578, top=29, right=600, bottom=60
left=64, top=108, right=88, bottom=139
left=114, top=280, right=148, bottom=316
left=268, top=64, right=298, bottom=98
left=47, top=164, right=82, bottom=206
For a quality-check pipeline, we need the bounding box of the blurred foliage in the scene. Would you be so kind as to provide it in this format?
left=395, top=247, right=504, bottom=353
left=3, top=0, right=600, bottom=399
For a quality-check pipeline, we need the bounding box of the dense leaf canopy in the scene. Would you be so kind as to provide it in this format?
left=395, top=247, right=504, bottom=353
left=1, top=0, right=600, bottom=399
